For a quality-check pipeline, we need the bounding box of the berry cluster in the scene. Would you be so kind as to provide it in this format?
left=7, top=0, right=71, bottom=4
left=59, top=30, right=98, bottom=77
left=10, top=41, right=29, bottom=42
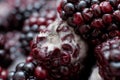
left=7, top=61, right=50, bottom=80
left=9, top=0, right=46, bottom=30
left=58, top=0, right=120, bottom=45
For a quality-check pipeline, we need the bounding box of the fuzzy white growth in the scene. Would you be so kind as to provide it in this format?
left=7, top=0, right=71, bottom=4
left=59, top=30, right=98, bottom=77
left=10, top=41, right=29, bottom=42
left=89, top=67, right=103, bottom=80
left=35, top=20, right=87, bottom=63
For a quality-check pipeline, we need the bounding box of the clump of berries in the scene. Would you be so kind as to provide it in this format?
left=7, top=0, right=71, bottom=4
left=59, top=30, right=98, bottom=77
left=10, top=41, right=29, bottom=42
left=7, top=61, right=51, bottom=80
left=7, top=0, right=46, bottom=30
left=31, top=20, right=88, bottom=79
left=58, top=0, right=120, bottom=45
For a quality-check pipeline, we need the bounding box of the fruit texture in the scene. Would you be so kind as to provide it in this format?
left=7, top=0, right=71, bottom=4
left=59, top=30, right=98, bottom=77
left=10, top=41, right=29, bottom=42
left=20, top=4, right=57, bottom=55
left=0, top=0, right=46, bottom=31
left=95, top=37, right=120, bottom=80
left=7, top=61, right=55, bottom=80
left=31, top=20, right=87, bottom=80
left=10, top=0, right=46, bottom=30
left=58, top=0, right=120, bottom=45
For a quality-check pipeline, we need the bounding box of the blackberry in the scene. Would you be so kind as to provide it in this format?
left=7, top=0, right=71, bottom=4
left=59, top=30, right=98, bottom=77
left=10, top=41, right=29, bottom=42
left=20, top=5, right=57, bottom=55
left=31, top=20, right=88, bottom=80
left=7, top=62, right=52, bottom=80
left=95, top=37, right=120, bottom=80
left=58, top=0, right=120, bottom=46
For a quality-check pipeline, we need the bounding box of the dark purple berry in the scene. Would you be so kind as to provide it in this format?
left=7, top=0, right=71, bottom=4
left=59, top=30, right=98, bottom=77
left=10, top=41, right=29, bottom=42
left=16, top=62, right=25, bottom=71
left=13, top=71, right=27, bottom=80
left=64, top=3, right=75, bottom=15
left=76, top=0, right=87, bottom=11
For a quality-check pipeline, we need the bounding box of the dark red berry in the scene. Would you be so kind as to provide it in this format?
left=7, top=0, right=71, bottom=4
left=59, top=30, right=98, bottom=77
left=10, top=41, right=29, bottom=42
left=102, top=14, right=112, bottom=24
left=113, top=10, right=120, bottom=22
left=82, top=8, right=93, bottom=22
left=91, top=4, right=101, bottom=17
left=34, top=66, right=47, bottom=79
left=100, top=1, right=113, bottom=13
left=73, top=12, right=84, bottom=25
left=91, top=18, right=104, bottom=29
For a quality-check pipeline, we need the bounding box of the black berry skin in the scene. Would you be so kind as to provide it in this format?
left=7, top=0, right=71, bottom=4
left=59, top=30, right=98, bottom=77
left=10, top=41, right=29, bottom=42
left=58, top=0, right=120, bottom=46
left=16, top=62, right=25, bottom=71
left=13, top=71, right=27, bottom=80
left=22, top=62, right=36, bottom=75
left=7, top=61, right=54, bottom=80
left=95, top=37, right=120, bottom=80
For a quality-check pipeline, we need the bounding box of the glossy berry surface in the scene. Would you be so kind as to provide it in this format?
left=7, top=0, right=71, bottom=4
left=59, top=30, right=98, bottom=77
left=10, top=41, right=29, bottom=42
left=58, top=0, right=120, bottom=46
left=7, top=61, right=54, bottom=80
left=31, top=21, right=87, bottom=79
left=95, top=37, right=120, bottom=80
